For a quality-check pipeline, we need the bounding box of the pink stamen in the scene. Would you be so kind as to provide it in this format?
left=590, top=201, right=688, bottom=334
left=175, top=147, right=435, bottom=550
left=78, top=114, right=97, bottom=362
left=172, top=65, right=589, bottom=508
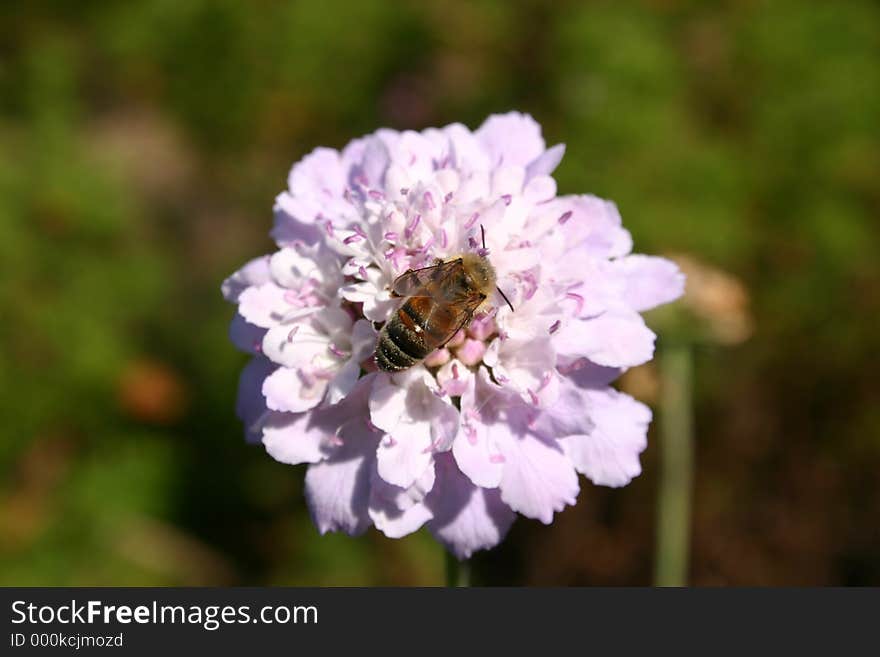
left=528, top=389, right=539, bottom=406
left=439, top=228, right=448, bottom=248
left=549, top=320, right=561, bottom=334
left=383, top=231, right=398, bottom=241
left=565, top=292, right=585, bottom=315
left=404, top=214, right=421, bottom=239
left=328, top=343, right=350, bottom=358
left=444, top=192, right=453, bottom=204
left=452, top=363, right=460, bottom=380
left=501, top=194, right=512, bottom=206
left=358, top=265, right=368, bottom=280
left=287, top=326, right=299, bottom=343
left=368, top=189, right=384, bottom=200
left=558, top=210, right=573, bottom=224
left=423, top=191, right=435, bottom=210
left=521, top=272, right=538, bottom=300
left=539, top=371, right=552, bottom=391
left=464, top=213, right=479, bottom=229
left=343, top=233, right=363, bottom=244
left=324, top=221, right=335, bottom=237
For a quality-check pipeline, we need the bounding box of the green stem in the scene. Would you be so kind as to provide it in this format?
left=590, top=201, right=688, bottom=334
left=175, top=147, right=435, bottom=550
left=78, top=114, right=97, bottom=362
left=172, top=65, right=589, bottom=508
left=654, top=343, right=695, bottom=587
left=445, top=551, right=471, bottom=587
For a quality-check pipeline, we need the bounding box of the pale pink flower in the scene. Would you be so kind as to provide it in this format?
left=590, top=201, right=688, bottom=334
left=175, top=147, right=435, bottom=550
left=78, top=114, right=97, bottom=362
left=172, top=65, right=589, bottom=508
left=223, top=112, right=684, bottom=558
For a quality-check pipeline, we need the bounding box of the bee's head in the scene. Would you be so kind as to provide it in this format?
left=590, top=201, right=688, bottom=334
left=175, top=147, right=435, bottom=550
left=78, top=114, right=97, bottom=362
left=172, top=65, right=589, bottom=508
left=460, top=252, right=497, bottom=297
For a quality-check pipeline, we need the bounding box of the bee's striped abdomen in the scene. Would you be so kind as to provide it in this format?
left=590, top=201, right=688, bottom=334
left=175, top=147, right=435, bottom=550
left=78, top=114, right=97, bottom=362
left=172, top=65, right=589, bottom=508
left=375, top=299, right=438, bottom=372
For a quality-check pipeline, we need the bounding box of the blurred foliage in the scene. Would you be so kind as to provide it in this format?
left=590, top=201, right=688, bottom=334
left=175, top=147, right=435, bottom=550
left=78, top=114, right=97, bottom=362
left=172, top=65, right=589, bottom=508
left=1, top=0, right=878, bottom=585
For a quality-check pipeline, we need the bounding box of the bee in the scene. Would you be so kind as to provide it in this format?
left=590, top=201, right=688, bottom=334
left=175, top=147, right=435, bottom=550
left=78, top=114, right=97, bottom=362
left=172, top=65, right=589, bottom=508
left=375, top=230, right=514, bottom=373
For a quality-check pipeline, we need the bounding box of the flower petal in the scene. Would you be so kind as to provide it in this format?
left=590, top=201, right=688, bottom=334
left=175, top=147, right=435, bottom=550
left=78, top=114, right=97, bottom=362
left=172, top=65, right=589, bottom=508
left=370, top=370, right=458, bottom=487
left=304, top=417, right=379, bottom=536
left=497, top=430, right=579, bottom=524
left=261, top=308, right=350, bottom=369
left=238, top=282, right=290, bottom=329
left=610, top=254, right=686, bottom=312
left=262, top=411, right=326, bottom=465
left=235, top=357, right=273, bottom=443
left=368, top=461, right=435, bottom=538
left=221, top=255, right=271, bottom=303
left=262, top=365, right=327, bottom=413
left=484, top=335, right=557, bottom=402
left=529, top=377, right=596, bottom=439
left=525, top=143, right=565, bottom=180
left=453, top=368, right=507, bottom=488
left=555, top=309, right=656, bottom=368
left=560, top=388, right=651, bottom=487
left=288, top=146, right=346, bottom=199
left=476, top=112, right=546, bottom=169
left=229, top=313, right=266, bottom=355
left=426, top=453, right=516, bottom=559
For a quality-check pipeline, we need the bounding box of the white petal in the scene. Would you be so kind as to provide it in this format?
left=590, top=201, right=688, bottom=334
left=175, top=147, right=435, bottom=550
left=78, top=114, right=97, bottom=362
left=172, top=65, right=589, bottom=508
left=222, top=256, right=271, bottom=302
left=261, top=366, right=327, bottom=413
left=262, top=411, right=326, bottom=465
left=560, top=388, right=651, bottom=487
left=368, top=462, right=435, bottom=538
left=237, top=282, right=290, bottom=328
left=476, top=112, right=546, bottom=168
left=452, top=368, right=506, bottom=488
left=269, top=246, right=324, bottom=289
left=554, top=309, right=656, bottom=368
left=304, top=418, right=379, bottom=536
left=610, top=255, right=686, bottom=312
left=497, top=432, right=579, bottom=524
left=525, top=143, right=565, bottom=180
left=261, top=321, right=331, bottom=369
left=370, top=370, right=458, bottom=487
left=426, top=453, right=516, bottom=559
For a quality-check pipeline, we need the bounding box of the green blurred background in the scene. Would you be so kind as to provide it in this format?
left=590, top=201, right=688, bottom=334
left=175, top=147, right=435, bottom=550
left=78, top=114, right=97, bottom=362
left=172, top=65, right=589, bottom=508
left=2, top=0, right=878, bottom=586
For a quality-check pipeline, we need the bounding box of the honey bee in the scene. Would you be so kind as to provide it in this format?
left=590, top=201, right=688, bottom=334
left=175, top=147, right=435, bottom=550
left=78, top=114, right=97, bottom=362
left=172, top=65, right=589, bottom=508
left=375, top=237, right=513, bottom=372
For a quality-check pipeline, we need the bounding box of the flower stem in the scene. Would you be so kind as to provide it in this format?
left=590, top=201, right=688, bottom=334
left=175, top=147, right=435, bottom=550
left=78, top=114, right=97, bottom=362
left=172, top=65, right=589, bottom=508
left=654, top=343, right=695, bottom=587
left=444, top=551, right=471, bottom=587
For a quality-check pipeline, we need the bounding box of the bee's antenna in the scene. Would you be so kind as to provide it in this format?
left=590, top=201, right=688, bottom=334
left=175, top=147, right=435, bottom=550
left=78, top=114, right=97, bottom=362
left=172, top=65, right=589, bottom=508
left=481, top=224, right=487, bottom=250
left=497, top=286, right=514, bottom=313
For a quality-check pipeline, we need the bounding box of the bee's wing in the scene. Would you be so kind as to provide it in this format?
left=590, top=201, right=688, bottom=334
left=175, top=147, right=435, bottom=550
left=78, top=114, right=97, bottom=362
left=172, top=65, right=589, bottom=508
left=438, top=296, right=484, bottom=347
left=391, top=259, right=463, bottom=298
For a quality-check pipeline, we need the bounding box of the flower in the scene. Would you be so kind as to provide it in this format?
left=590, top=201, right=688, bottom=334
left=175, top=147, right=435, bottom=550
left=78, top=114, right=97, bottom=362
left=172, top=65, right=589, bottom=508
left=222, top=112, right=684, bottom=559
